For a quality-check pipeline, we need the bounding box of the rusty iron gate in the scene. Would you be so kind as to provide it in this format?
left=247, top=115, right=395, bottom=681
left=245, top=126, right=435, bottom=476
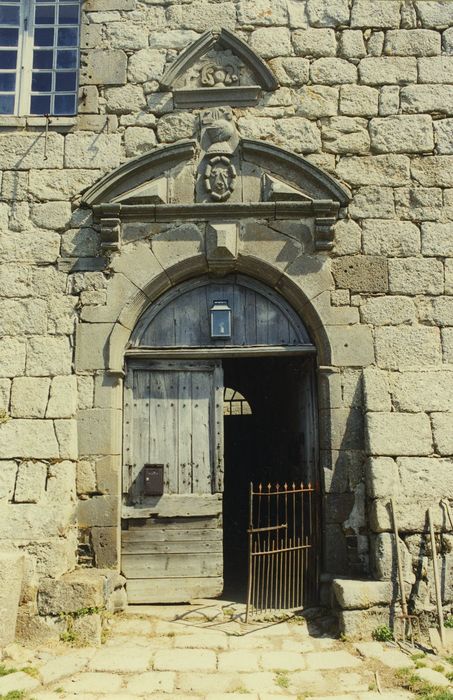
left=246, top=482, right=321, bottom=621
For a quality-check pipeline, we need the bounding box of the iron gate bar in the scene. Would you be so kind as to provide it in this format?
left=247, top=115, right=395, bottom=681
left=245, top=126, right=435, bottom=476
left=246, top=481, right=320, bottom=622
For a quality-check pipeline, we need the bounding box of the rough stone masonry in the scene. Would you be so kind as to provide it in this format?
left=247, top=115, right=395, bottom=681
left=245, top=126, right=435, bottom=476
left=0, top=0, right=453, bottom=644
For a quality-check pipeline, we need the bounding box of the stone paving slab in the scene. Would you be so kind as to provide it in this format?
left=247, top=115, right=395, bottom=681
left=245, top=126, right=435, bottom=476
left=88, top=646, right=153, bottom=672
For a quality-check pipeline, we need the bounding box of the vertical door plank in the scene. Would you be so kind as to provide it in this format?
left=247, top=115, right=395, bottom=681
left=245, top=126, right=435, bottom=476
left=192, top=371, right=212, bottom=494
left=177, top=370, right=193, bottom=494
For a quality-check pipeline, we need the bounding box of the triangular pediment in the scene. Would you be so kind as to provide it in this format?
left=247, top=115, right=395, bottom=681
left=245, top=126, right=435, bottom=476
left=160, top=28, right=278, bottom=107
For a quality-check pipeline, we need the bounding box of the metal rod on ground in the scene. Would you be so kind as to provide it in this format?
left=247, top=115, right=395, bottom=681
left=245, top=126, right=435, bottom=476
left=428, top=507, right=446, bottom=647
left=390, top=499, right=408, bottom=617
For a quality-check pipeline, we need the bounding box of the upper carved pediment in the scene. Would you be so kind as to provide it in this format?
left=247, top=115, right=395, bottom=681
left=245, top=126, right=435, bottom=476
left=160, top=28, right=278, bottom=107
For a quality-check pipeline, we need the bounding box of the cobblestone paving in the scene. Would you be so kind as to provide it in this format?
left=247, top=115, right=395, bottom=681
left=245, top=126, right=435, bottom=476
left=1, top=603, right=452, bottom=700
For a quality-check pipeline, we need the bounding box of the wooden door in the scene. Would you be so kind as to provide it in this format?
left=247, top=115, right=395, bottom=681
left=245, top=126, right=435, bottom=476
left=122, top=360, right=224, bottom=603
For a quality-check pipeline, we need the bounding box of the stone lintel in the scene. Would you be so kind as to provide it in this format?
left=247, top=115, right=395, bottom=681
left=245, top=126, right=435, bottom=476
left=174, top=86, right=261, bottom=109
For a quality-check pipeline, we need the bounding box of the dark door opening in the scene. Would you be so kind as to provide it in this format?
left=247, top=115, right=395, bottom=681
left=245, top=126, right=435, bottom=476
left=222, top=355, right=318, bottom=601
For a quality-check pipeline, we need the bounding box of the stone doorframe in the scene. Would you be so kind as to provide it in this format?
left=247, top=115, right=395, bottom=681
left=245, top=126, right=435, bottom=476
left=73, top=139, right=374, bottom=577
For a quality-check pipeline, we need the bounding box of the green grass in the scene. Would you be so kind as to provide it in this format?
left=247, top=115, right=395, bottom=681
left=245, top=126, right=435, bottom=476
left=396, top=667, right=453, bottom=700
left=372, top=624, right=394, bottom=642
left=0, top=692, right=26, bottom=700
left=275, top=671, right=290, bottom=689
left=0, top=666, right=17, bottom=678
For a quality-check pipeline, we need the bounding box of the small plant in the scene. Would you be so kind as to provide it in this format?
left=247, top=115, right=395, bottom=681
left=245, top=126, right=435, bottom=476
left=444, top=616, right=453, bottom=629
left=0, top=692, right=26, bottom=700
left=433, top=665, right=446, bottom=674
left=372, top=624, right=394, bottom=642
left=60, top=629, right=78, bottom=645
left=412, top=653, right=427, bottom=661
left=0, top=666, right=17, bottom=677
left=0, top=409, right=9, bottom=425
left=232, top=686, right=248, bottom=694
left=396, top=667, right=453, bottom=700
left=21, top=667, right=39, bottom=679
left=275, top=671, right=290, bottom=689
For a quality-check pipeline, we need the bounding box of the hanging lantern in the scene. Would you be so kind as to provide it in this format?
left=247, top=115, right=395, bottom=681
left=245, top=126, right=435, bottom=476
left=210, top=299, right=232, bottom=339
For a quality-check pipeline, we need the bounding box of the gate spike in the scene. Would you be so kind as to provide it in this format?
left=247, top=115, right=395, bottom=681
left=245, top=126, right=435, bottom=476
left=259, top=483, right=262, bottom=492
left=276, top=483, right=280, bottom=491
left=292, top=482, right=296, bottom=490
left=284, top=482, right=288, bottom=491
left=267, top=482, right=271, bottom=492
left=308, top=481, right=312, bottom=489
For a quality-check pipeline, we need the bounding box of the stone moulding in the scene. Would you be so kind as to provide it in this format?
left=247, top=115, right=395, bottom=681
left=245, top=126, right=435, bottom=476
left=81, top=141, right=196, bottom=207
left=160, top=28, right=278, bottom=107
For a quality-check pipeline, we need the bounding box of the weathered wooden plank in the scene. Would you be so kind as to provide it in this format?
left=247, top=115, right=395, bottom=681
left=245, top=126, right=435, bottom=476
left=178, top=370, right=193, bottom=494
left=122, top=540, right=223, bottom=554
left=122, top=552, right=223, bottom=578
left=122, top=527, right=223, bottom=542
left=125, top=516, right=220, bottom=530
left=122, top=494, right=222, bottom=519
left=126, top=577, right=224, bottom=604
left=192, top=371, right=212, bottom=493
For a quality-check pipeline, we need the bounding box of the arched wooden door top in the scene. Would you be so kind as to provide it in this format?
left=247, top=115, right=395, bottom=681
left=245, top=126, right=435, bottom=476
left=129, top=275, right=314, bottom=350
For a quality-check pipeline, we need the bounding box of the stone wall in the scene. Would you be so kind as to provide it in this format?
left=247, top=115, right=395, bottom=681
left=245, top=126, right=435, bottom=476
left=0, top=0, right=452, bottom=637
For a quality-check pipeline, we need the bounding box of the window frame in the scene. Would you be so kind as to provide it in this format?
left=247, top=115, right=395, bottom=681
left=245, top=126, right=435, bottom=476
left=0, top=0, right=80, bottom=117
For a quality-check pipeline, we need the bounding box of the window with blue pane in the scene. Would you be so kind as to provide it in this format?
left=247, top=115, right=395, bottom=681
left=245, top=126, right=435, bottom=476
left=0, top=0, right=80, bottom=116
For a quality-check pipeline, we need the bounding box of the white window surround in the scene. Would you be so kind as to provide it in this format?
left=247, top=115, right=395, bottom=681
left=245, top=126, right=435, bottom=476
left=0, top=0, right=80, bottom=117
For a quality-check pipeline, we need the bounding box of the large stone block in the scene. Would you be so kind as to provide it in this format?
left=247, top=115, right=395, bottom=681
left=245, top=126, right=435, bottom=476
left=250, top=27, right=292, bottom=58
left=0, top=552, right=24, bottom=646
left=77, top=495, right=118, bottom=528
left=351, top=0, right=401, bottom=28
left=38, top=570, right=105, bottom=615
left=369, top=115, right=434, bottom=153
left=360, top=296, right=415, bottom=326
left=91, top=526, right=119, bottom=568
left=370, top=532, right=414, bottom=583
left=306, top=0, right=350, bottom=26
left=366, top=457, right=399, bottom=499
left=29, top=169, right=101, bottom=201
left=362, top=220, right=420, bottom=256
left=362, top=368, right=391, bottom=411
left=392, top=370, right=453, bottom=413
left=421, top=222, right=453, bottom=256
left=375, top=326, right=442, bottom=369
left=168, top=1, right=236, bottom=31
left=0, top=298, right=47, bottom=336
left=419, top=57, right=453, bottom=84
left=14, top=460, right=47, bottom=503
left=55, top=419, right=78, bottom=460
left=339, top=85, right=378, bottom=117
left=30, top=202, right=72, bottom=231
left=336, top=155, right=409, bottom=186
left=0, top=133, right=63, bottom=170
left=432, top=412, right=453, bottom=456
left=401, top=86, right=453, bottom=115
left=332, top=579, right=393, bottom=609
left=359, top=57, right=417, bottom=85
left=237, top=0, right=288, bottom=25
left=329, top=325, right=375, bottom=367
left=157, top=113, right=197, bottom=143
left=11, top=377, right=50, bottom=418
left=292, top=28, right=337, bottom=57
left=0, top=419, right=59, bottom=459
left=1, top=229, right=60, bottom=264
left=435, top=119, right=453, bottom=154
left=332, top=256, right=388, bottom=293
left=26, top=336, right=72, bottom=376
left=384, top=29, right=441, bottom=56
left=310, top=58, right=357, bottom=85
left=365, top=412, right=432, bottom=456
left=388, top=258, right=443, bottom=295
left=349, top=186, right=395, bottom=219
left=411, top=157, right=453, bottom=188
left=415, top=0, right=453, bottom=29
left=320, top=408, right=364, bottom=451
left=65, top=133, right=122, bottom=169
left=0, top=337, right=26, bottom=377
left=75, top=322, right=115, bottom=372
left=338, top=607, right=396, bottom=640
left=46, top=376, right=78, bottom=419
left=274, top=117, right=321, bottom=153
left=0, top=461, right=16, bottom=501
left=128, top=49, right=166, bottom=84
left=296, top=86, right=338, bottom=118
left=78, top=408, right=121, bottom=456
left=322, top=117, right=370, bottom=154
left=370, top=457, right=453, bottom=531
left=395, top=186, right=443, bottom=221
left=105, top=84, right=146, bottom=115
left=418, top=297, right=453, bottom=328
left=269, top=58, right=310, bottom=87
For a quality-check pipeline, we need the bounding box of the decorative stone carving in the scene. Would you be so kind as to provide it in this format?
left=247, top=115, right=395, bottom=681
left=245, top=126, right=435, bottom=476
left=160, top=28, right=278, bottom=108
left=206, top=222, right=239, bottom=275
left=314, top=216, right=337, bottom=251
left=100, top=216, right=121, bottom=252
left=200, top=107, right=239, bottom=155
left=262, top=173, right=312, bottom=202
left=204, top=156, right=237, bottom=202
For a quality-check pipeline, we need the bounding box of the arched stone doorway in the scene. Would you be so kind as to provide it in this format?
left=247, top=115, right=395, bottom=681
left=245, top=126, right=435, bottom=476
left=121, top=275, right=319, bottom=604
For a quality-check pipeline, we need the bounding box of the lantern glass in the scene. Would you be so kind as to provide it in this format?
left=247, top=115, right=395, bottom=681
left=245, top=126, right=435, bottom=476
left=210, top=299, right=232, bottom=339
